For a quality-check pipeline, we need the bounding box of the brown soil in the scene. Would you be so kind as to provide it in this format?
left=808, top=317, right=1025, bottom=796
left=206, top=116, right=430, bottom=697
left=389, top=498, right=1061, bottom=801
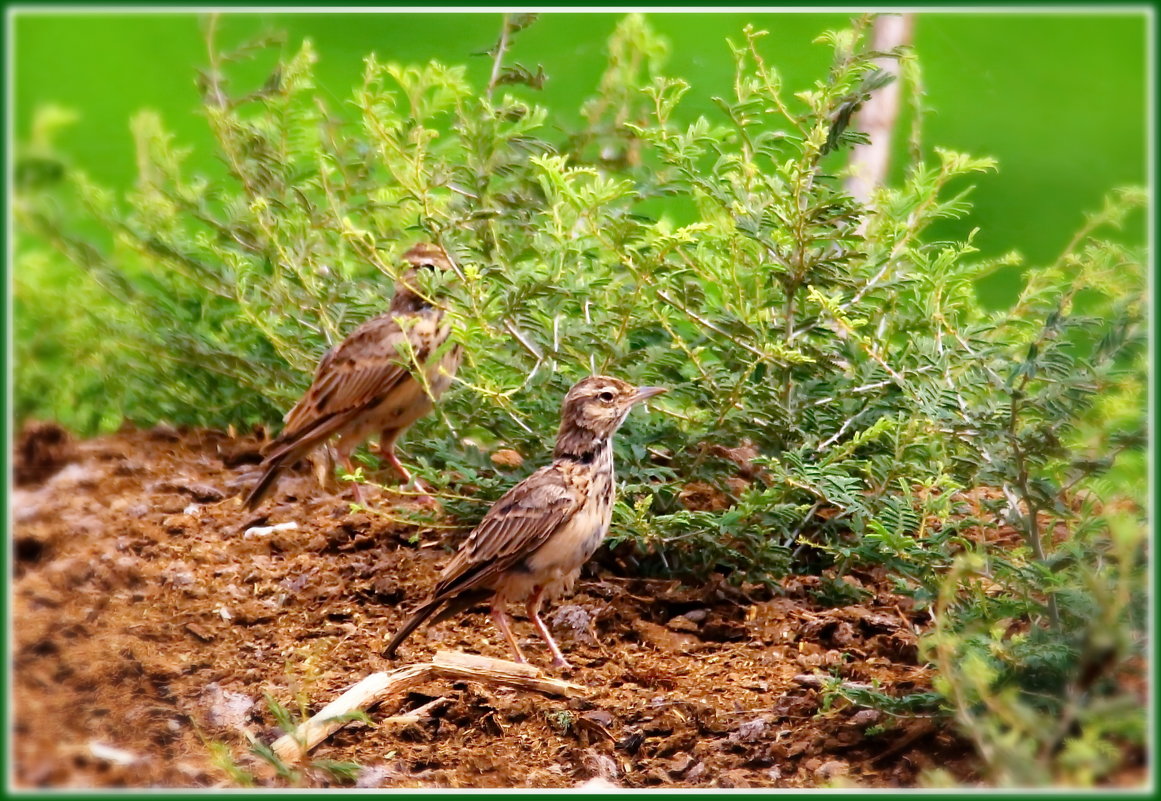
left=12, top=425, right=976, bottom=789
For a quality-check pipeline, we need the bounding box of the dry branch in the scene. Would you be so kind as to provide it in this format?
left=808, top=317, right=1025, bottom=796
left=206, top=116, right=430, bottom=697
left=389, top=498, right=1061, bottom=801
left=380, top=695, right=451, bottom=725
left=430, top=649, right=587, bottom=697
left=845, top=13, right=915, bottom=205
left=270, top=650, right=586, bottom=763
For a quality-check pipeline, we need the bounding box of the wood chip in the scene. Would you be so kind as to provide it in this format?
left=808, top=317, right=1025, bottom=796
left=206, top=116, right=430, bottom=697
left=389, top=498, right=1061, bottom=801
left=184, top=623, right=214, bottom=642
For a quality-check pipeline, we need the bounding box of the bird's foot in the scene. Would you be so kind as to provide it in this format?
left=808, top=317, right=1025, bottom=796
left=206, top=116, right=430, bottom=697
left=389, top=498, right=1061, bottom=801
left=402, top=477, right=438, bottom=508
left=346, top=482, right=368, bottom=508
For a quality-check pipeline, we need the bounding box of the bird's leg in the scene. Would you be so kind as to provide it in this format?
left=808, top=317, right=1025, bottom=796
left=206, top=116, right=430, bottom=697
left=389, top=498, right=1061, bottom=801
left=379, top=429, right=411, bottom=483
left=312, top=445, right=337, bottom=491
left=338, top=452, right=366, bottom=506
left=490, top=604, right=526, bottom=664
left=381, top=444, right=413, bottom=485
left=381, top=429, right=435, bottom=504
left=527, top=586, right=571, bottom=669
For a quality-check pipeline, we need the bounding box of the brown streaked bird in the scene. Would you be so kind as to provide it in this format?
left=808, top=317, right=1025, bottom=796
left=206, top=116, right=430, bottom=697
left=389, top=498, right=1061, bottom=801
left=384, top=376, right=667, bottom=669
left=245, top=243, right=461, bottom=510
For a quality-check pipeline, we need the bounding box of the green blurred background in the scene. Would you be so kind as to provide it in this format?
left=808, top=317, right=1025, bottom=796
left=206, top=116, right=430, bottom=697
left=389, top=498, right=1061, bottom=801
left=13, top=10, right=1148, bottom=306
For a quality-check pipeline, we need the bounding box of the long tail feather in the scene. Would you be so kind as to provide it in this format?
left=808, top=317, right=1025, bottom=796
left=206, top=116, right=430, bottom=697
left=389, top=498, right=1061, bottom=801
left=245, top=456, right=289, bottom=511
left=383, top=598, right=444, bottom=659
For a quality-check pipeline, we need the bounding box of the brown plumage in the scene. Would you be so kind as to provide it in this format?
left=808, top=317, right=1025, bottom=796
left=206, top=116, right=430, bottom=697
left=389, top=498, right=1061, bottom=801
left=384, top=376, right=666, bottom=668
left=245, top=243, right=462, bottom=510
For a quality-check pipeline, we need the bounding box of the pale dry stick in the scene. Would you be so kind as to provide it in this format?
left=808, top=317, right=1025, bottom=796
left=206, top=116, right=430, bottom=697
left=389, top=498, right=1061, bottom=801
left=503, top=319, right=545, bottom=362
left=808, top=364, right=941, bottom=408
left=271, top=664, right=427, bottom=764
left=381, top=695, right=451, bottom=725
left=486, top=14, right=513, bottom=102
left=816, top=411, right=864, bottom=452
left=845, top=13, right=915, bottom=206
left=654, top=289, right=770, bottom=362
left=583, top=301, right=597, bottom=374
left=271, top=650, right=586, bottom=763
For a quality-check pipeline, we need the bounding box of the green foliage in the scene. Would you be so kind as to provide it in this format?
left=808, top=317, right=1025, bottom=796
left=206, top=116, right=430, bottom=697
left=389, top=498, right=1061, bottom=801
left=206, top=740, right=257, bottom=788
left=246, top=692, right=365, bottom=787
left=923, top=519, right=1146, bottom=787
left=817, top=673, right=942, bottom=718
left=14, top=13, right=1146, bottom=787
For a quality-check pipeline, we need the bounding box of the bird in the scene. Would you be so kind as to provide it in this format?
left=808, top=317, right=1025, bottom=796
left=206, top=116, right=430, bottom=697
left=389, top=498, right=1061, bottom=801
left=383, top=376, right=667, bottom=669
left=245, top=243, right=461, bottom=510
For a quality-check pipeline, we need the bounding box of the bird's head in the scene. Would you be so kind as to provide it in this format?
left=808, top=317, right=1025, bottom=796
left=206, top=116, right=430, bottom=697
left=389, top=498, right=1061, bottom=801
left=556, top=376, right=666, bottom=452
left=392, top=243, right=456, bottom=310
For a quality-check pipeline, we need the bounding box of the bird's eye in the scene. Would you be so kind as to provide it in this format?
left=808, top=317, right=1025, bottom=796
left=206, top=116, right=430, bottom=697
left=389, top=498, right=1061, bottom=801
left=598, top=391, right=615, bottom=402
left=417, top=260, right=437, bottom=270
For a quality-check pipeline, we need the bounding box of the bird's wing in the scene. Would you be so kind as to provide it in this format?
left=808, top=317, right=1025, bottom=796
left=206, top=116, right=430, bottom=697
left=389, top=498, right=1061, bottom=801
left=275, top=314, right=423, bottom=448
left=432, top=465, right=581, bottom=600
left=281, top=345, right=337, bottom=426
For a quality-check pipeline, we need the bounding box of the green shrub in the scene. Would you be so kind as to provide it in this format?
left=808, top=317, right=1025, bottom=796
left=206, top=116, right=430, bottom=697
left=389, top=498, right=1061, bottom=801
left=14, top=14, right=1146, bottom=786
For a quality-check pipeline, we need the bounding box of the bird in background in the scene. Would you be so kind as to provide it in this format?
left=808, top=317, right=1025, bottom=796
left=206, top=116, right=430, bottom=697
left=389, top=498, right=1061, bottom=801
left=384, top=376, right=667, bottom=669
left=245, top=243, right=462, bottom=510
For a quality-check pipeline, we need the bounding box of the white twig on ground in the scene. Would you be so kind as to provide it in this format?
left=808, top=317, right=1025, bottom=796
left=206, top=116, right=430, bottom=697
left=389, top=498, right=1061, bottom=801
left=270, top=650, right=586, bottom=763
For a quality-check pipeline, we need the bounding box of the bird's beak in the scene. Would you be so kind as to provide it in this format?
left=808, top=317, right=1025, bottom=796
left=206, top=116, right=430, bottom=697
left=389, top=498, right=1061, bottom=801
left=632, top=386, right=668, bottom=404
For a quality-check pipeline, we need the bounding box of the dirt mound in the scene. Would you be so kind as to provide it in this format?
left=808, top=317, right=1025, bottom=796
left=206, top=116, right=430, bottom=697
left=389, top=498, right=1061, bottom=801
left=14, top=420, right=75, bottom=485
left=11, top=427, right=974, bottom=788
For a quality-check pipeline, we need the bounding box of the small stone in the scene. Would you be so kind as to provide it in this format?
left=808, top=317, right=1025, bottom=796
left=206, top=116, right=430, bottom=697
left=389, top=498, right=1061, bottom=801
left=729, top=717, right=768, bottom=743
left=12, top=489, right=40, bottom=523
left=88, top=741, right=140, bottom=766
left=582, top=751, right=620, bottom=782
left=667, top=754, right=697, bottom=778
left=149, top=423, right=181, bottom=441
left=354, top=763, right=406, bottom=788
left=151, top=479, right=225, bottom=503
left=203, top=682, right=254, bottom=729
left=850, top=709, right=881, bottom=728
left=180, top=483, right=225, bottom=503
left=162, top=514, right=192, bottom=534
left=163, top=565, right=195, bottom=587
left=550, top=604, right=597, bottom=644
left=815, top=760, right=850, bottom=780
left=633, top=619, right=699, bottom=652
left=244, top=521, right=299, bottom=538
left=47, top=463, right=99, bottom=491
left=582, top=709, right=614, bottom=728
left=490, top=448, right=524, bottom=469
left=715, top=768, right=753, bottom=788
left=156, top=494, right=191, bottom=514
